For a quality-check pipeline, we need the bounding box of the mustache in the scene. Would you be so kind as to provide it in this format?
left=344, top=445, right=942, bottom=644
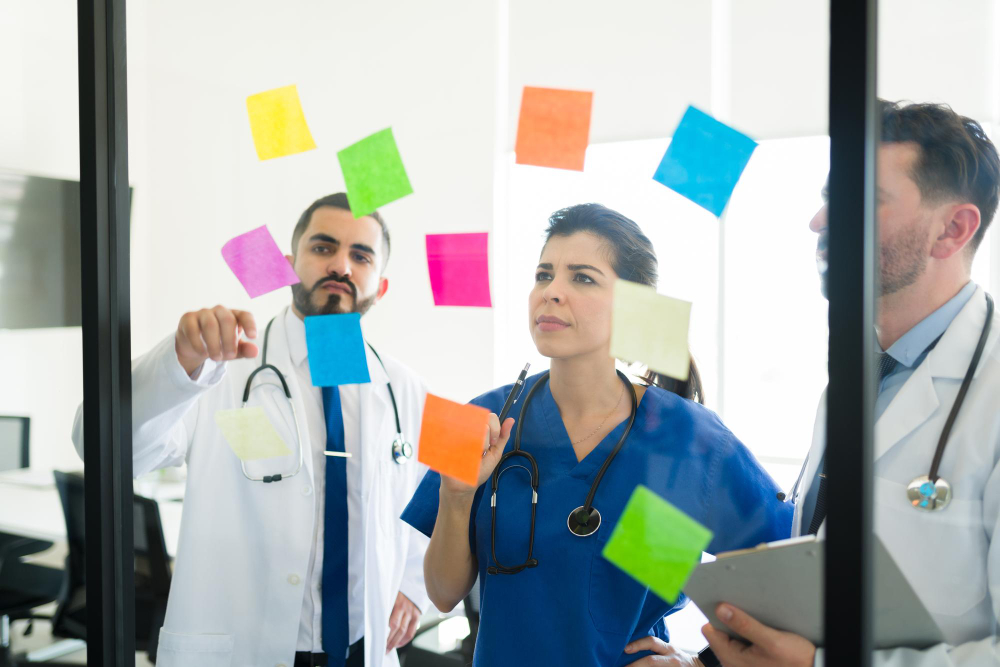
left=311, top=275, right=357, bottom=300
left=816, top=232, right=829, bottom=254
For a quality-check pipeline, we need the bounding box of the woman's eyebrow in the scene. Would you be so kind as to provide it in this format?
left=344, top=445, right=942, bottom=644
left=566, top=264, right=604, bottom=276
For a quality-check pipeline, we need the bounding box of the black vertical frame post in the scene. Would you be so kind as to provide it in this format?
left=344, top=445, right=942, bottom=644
left=825, top=0, right=878, bottom=665
left=78, top=0, right=134, bottom=663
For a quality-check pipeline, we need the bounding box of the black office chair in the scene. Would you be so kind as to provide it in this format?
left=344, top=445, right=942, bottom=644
left=399, top=579, right=479, bottom=667
left=51, top=471, right=172, bottom=663
left=0, top=533, right=63, bottom=667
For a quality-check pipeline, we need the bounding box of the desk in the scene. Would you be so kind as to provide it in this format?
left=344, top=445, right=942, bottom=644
left=0, top=468, right=183, bottom=557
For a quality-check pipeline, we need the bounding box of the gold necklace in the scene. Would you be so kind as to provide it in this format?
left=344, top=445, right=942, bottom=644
left=570, top=380, right=626, bottom=446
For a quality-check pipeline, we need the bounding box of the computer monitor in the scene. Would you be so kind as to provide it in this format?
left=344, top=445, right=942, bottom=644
left=0, top=416, right=30, bottom=471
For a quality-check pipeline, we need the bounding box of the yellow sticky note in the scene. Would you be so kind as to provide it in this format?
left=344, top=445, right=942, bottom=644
left=215, top=407, right=293, bottom=461
left=245, top=84, right=317, bottom=160
left=610, top=280, right=691, bottom=381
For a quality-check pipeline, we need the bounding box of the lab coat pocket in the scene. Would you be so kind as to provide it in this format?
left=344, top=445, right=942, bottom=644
left=875, top=476, right=988, bottom=617
left=156, top=630, right=233, bottom=667
left=589, top=532, right=646, bottom=635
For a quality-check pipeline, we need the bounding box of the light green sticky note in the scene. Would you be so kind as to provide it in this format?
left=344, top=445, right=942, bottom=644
left=601, top=485, right=713, bottom=604
left=337, top=127, right=414, bottom=218
left=610, top=279, right=692, bottom=381
left=214, top=407, right=293, bottom=461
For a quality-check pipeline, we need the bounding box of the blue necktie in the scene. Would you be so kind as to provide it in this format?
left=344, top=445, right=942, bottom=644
left=321, top=386, right=349, bottom=665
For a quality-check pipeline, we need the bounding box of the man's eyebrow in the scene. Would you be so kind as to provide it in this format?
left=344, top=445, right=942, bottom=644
left=536, top=263, right=553, bottom=270
left=567, top=264, right=605, bottom=276
left=351, top=243, right=376, bottom=256
left=309, top=233, right=339, bottom=245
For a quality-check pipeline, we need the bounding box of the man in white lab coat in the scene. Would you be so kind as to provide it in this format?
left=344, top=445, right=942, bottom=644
left=72, top=193, right=431, bottom=667
left=626, top=102, right=1000, bottom=667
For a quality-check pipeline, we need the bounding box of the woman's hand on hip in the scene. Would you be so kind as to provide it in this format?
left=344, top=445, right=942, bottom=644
left=623, top=636, right=703, bottom=666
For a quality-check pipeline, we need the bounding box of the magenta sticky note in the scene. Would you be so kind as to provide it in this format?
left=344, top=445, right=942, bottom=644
left=221, top=225, right=301, bottom=298
left=426, top=233, right=492, bottom=307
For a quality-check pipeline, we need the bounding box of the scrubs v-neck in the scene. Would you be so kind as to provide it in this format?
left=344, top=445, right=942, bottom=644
left=402, top=373, right=791, bottom=666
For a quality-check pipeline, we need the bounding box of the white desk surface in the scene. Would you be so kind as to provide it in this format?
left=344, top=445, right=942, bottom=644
left=0, top=468, right=183, bottom=557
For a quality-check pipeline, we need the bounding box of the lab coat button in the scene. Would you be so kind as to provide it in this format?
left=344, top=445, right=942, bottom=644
left=302, top=486, right=312, bottom=496
left=277, top=663, right=287, bottom=667
left=287, top=574, right=300, bottom=585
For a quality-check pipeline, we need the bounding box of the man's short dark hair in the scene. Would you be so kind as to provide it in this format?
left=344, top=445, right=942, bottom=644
left=881, top=100, right=1000, bottom=254
left=291, top=193, right=391, bottom=269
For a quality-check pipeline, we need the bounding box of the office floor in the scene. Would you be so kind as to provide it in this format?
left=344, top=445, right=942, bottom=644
left=9, top=604, right=154, bottom=666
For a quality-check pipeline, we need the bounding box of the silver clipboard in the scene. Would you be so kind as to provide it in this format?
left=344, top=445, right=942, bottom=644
left=684, top=535, right=944, bottom=649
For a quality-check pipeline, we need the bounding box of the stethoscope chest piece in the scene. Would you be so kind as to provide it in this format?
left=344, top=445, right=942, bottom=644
left=907, top=475, right=952, bottom=511
left=567, top=505, right=602, bottom=537
left=392, top=438, right=413, bottom=464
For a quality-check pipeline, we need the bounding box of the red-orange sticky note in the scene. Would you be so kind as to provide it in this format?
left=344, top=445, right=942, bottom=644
left=418, top=394, right=490, bottom=487
left=514, top=86, right=593, bottom=171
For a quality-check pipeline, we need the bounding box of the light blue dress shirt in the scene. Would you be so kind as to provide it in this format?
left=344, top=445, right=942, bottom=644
left=875, top=281, right=978, bottom=419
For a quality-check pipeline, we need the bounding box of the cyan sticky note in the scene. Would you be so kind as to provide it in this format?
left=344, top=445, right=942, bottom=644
left=337, top=128, right=413, bottom=218
left=426, top=233, right=492, bottom=307
left=602, top=485, right=713, bottom=604
left=221, top=225, right=301, bottom=298
left=653, top=106, right=757, bottom=217
left=304, top=313, right=371, bottom=387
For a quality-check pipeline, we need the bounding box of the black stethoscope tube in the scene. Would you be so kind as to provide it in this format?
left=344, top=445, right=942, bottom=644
left=488, top=369, right=638, bottom=574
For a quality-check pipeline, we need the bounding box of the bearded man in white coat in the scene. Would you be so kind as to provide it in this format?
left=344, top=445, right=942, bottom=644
left=627, top=103, right=1000, bottom=667
left=72, top=193, right=431, bottom=667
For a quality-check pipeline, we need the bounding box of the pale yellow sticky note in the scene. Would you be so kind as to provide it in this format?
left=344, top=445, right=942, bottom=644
left=245, top=84, right=317, bottom=160
left=610, top=280, right=692, bottom=381
left=214, top=407, right=293, bottom=461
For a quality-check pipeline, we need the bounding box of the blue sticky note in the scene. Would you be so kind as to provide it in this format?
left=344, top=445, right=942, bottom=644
left=653, top=106, right=758, bottom=217
left=304, top=313, right=371, bottom=387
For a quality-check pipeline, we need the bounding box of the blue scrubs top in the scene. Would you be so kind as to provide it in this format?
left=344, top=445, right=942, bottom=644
left=402, top=373, right=792, bottom=666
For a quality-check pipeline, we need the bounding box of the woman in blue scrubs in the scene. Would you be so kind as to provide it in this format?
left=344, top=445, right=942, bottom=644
left=402, top=204, right=792, bottom=666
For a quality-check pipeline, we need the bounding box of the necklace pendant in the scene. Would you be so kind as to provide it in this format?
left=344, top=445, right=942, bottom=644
left=906, top=475, right=951, bottom=511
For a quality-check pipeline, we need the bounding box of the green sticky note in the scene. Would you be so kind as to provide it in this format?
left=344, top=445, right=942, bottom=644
left=214, top=407, right=293, bottom=461
left=601, top=485, right=713, bottom=603
left=337, top=127, right=413, bottom=218
left=610, top=279, right=692, bottom=381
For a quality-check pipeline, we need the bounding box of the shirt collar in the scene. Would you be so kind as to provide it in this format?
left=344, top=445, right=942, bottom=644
left=881, top=280, right=978, bottom=367
left=283, top=306, right=309, bottom=368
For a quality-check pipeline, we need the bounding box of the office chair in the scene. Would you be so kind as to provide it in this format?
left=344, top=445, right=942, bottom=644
left=0, top=533, right=64, bottom=667
left=399, top=578, right=479, bottom=667
left=52, top=471, right=172, bottom=663
left=0, top=417, right=30, bottom=473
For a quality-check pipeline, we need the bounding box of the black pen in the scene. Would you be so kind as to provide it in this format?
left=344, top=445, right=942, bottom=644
left=497, top=363, right=531, bottom=423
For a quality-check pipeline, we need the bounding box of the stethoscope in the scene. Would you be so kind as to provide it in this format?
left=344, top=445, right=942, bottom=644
left=238, top=316, right=412, bottom=483
left=487, top=369, right=637, bottom=575
left=785, top=293, right=994, bottom=513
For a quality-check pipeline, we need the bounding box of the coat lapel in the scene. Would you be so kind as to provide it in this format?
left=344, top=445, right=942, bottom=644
left=874, top=287, right=993, bottom=461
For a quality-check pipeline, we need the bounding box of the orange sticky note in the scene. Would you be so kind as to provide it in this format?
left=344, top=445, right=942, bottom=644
left=514, top=86, right=593, bottom=171
left=418, top=394, right=490, bottom=487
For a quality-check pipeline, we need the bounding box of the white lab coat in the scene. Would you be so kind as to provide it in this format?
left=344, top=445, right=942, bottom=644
left=71, top=306, right=431, bottom=667
left=793, top=287, right=1000, bottom=666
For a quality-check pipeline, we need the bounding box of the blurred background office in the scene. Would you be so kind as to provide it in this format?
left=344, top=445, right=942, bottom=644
left=0, top=0, right=998, bottom=663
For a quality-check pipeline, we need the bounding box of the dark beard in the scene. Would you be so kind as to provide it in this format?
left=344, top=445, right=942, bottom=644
left=815, top=227, right=927, bottom=299
left=292, top=276, right=377, bottom=316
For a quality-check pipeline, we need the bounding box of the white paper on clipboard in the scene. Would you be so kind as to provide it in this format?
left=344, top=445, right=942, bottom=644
left=683, top=535, right=943, bottom=649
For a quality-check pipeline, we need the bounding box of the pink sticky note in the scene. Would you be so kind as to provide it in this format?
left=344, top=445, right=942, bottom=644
left=221, top=225, right=301, bottom=298
left=426, top=233, right=492, bottom=307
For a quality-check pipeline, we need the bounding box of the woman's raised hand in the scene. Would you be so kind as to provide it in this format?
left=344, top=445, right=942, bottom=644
left=440, top=413, right=514, bottom=497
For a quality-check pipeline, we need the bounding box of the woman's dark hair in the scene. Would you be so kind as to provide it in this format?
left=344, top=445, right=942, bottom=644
left=543, top=203, right=705, bottom=404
